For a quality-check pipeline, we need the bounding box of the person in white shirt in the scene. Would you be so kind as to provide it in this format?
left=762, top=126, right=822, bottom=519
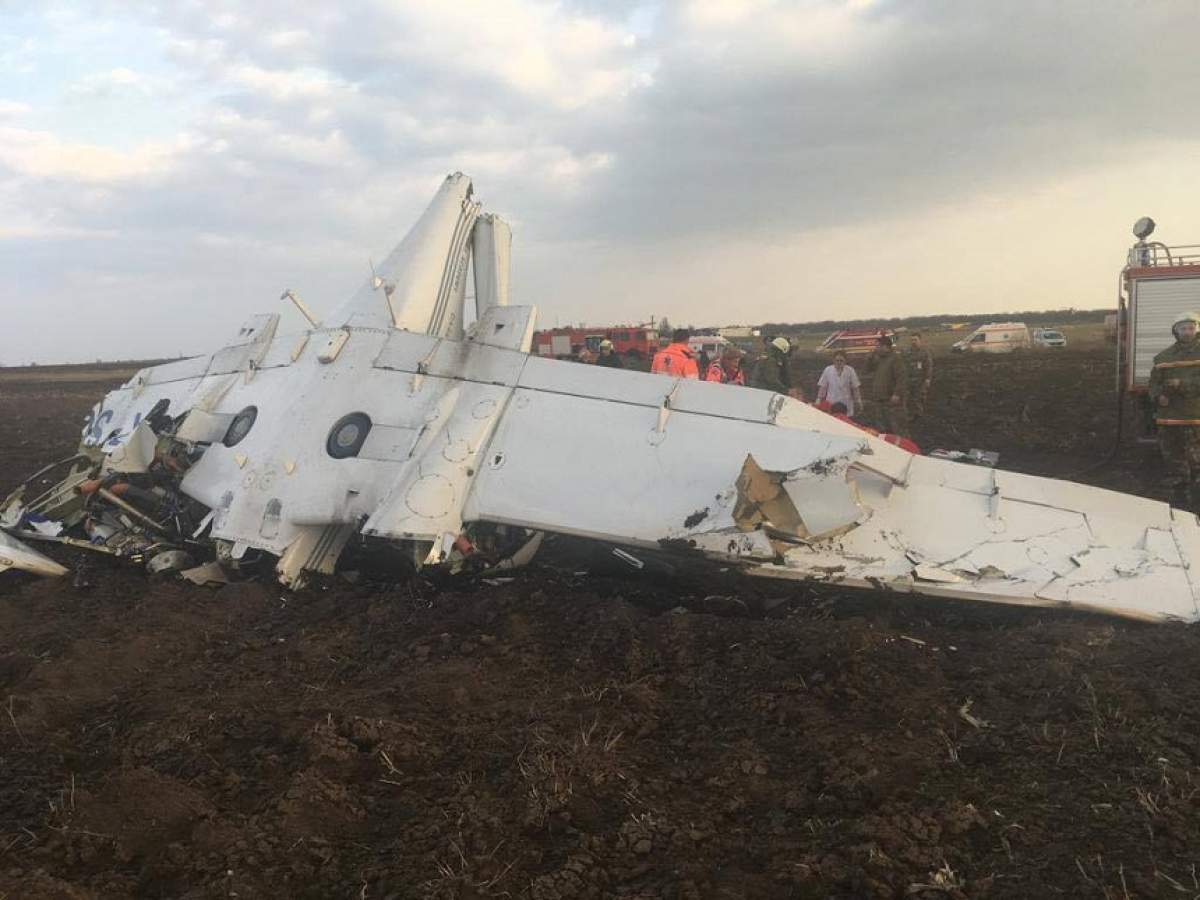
left=816, top=351, right=863, bottom=417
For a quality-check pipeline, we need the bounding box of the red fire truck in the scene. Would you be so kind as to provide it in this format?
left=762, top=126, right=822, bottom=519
left=532, top=325, right=660, bottom=359
left=1119, top=217, right=1200, bottom=434
left=816, top=328, right=895, bottom=355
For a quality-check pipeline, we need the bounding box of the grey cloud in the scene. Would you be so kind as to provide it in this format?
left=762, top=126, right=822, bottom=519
left=571, top=1, right=1200, bottom=240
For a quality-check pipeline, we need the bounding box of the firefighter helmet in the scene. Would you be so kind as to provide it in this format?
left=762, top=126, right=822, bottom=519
left=1172, top=311, right=1200, bottom=338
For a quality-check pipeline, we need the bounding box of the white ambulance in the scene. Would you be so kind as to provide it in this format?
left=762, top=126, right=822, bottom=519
left=951, top=322, right=1032, bottom=353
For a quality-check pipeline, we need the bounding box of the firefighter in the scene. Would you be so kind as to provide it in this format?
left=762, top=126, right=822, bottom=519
left=865, top=335, right=910, bottom=436
left=751, top=337, right=803, bottom=399
left=906, top=332, right=934, bottom=418
left=705, top=346, right=745, bottom=384
left=1150, top=311, right=1200, bottom=508
left=595, top=339, right=623, bottom=368
left=650, top=328, right=700, bottom=379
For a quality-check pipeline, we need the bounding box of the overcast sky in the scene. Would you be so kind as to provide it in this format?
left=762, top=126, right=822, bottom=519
left=2, top=1, right=1199, bottom=364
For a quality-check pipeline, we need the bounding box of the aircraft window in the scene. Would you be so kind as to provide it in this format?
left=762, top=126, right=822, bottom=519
left=327, top=412, right=373, bottom=459
left=224, top=406, right=258, bottom=447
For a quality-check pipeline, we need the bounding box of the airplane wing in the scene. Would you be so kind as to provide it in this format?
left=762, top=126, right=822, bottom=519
left=458, top=359, right=1200, bottom=623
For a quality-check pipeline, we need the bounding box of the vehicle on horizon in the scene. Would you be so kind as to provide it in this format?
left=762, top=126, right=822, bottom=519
left=1033, top=328, right=1067, bottom=348
left=533, top=324, right=659, bottom=359
left=717, top=325, right=760, bottom=339
left=688, top=334, right=731, bottom=359
left=816, top=328, right=895, bottom=355
left=951, top=322, right=1032, bottom=353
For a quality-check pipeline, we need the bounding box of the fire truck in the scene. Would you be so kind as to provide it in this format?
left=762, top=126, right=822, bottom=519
left=532, top=324, right=660, bottom=359
left=816, top=328, right=895, bottom=355
left=1120, top=217, right=1200, bottom=435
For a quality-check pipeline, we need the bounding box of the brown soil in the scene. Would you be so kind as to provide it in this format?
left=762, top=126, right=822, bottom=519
left=2, top=351, right=1199, bottom=900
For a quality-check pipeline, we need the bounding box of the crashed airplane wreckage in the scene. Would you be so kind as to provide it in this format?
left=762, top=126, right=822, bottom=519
left=3, top=173, right=1199, bottom=622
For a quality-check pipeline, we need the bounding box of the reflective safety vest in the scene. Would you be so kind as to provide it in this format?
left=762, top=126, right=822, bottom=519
left=650, top=343, right=700, bottom=379
left=705, top=362, right=744, bottom=385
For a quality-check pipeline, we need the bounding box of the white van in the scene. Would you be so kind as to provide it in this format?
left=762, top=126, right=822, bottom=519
left=688, top=334, right=730, bottom=359
left=951, top=322, right=1032, bottom=354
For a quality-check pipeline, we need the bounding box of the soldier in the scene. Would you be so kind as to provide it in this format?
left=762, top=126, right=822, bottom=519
left=865, top=335, right=910, bottom=436
left=906, top=332, right=934, bottom=418
left=751, top=337, right=802, bottom=399
left=1150, top=311, right=1200, bottom=509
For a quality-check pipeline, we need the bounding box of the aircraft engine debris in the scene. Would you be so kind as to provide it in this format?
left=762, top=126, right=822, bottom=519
left=3, top=172, right=1199, bottom=623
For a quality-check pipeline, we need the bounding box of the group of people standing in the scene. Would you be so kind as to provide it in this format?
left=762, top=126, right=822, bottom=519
left=650, top=328, right=803, bottom=395
left=815, top=334, right=932, bottom=437
left=643, top=327, right=933, bottom=438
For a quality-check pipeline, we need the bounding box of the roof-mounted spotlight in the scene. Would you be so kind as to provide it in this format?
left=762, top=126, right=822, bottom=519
left=1133, top=216, right=1156, bottom=240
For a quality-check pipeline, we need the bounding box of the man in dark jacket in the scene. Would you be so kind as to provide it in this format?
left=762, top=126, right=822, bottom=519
left=594, top=339, right=623, bottom=368
left=1150, top=311, right=1200, bottom=509
left=751, top=337, right=802, bottom=399
left=906, top=332, right=934, bottom=418
left=865, top=335, right=909, bottom=436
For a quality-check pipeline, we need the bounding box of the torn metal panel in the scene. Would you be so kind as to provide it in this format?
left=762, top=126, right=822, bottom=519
left=1033, top=547, right=1196, bottom=621
left=994, top=469, right=1172, bottom=548
left=780, top=470, right=864, bottom=541
left=276, top=524, right=357, bottom=589
left=772, top=400, right=914, bottom=483
left=180, top=562, right=229, bottom=586
left=0, top=530, right=69, bottom=577
left=742, top=454, right=1200, bottom=621
left=906, top=453, right=996, bottom=496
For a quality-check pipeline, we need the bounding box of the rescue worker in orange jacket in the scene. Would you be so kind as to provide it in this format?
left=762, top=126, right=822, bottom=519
left=705, top=345, right=745, bottom=385
left=651, top=328, right=700, bottom=379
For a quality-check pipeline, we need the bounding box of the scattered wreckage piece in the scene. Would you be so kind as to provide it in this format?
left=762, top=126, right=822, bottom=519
left=0, top=529, right=68, bottom=578
left=2, top=171, right=1199, bottom=624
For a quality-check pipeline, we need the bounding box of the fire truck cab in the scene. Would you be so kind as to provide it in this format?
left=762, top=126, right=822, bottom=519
left=1120, top=217, right=1200, bottom=434
left=532, top=325, right=660, bottom=359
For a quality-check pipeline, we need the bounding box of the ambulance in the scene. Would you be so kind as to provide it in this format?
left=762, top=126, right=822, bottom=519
left=950, top=322, right=1032, bottom=353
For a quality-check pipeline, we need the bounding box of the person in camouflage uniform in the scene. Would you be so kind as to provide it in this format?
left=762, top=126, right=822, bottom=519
left=751, top=337, right=803, bottom=399
left=1150, top=311, right=1200, bottom=509
left=906, top=332, right=934, bottom=419
left=865, top=335, right=910, bottom=436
